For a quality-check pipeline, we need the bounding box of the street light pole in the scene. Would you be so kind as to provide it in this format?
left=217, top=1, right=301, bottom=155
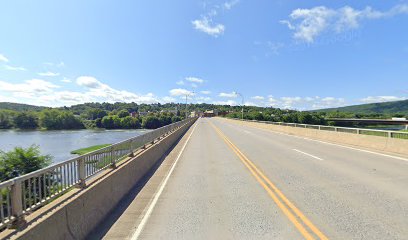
left=185, top=91, right=195, bottom=119
left=235, top=92, right=244, bottom=120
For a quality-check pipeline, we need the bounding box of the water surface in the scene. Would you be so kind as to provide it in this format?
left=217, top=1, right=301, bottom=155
left=0, top=129, right=149, bottom=163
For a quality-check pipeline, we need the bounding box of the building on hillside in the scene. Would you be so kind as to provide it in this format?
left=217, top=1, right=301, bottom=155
left=190, top=111, right=203, bottom=118
left=203, top=110, right=218, bottom=117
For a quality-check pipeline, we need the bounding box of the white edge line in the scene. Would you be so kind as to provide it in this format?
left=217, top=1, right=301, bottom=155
left=293, top=149, right=323, bottom=161
left=221, top=119, right=408, bottom=163
left=130, top=120, right=199, bottom=240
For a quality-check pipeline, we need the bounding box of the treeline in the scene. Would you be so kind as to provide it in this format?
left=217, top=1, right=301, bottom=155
left=225, top=107, right=407, bottom=127
left=0, top=108, right=183, bottom=130
left=225, top=109, right=327, bottom=125
left=0, top=109, right=84, bottom=130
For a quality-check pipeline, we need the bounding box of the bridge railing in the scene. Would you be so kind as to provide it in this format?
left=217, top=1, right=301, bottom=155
left=0, top=118, right=195, bottom=230
left=232, top=119, right=408, bottom=140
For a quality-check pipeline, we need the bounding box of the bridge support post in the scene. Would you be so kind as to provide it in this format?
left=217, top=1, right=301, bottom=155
left=405, top=125, right=408, bottom=130
left=110, top=146, right=117, bottom=169
left=8, top=179, right=27, bottom=229
left=78, top=157, right=86, bottom=188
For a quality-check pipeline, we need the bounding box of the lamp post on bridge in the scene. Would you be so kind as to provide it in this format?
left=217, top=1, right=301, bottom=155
left=234, top=92, right=244, bottom=120
left=184, top=91, right=195, bottom=119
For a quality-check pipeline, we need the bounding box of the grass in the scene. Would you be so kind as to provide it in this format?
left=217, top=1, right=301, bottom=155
left=70, top=144, right=111, bottom=155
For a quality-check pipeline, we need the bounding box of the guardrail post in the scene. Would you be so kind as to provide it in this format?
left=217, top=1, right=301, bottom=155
left=78, top=157, right=86, bottom=188
left=356, top=129, right=360, bottom=135
left=129, top=140, right=135, bottom=157
left=110, top=146, right=117, bottom=169
left=388, top=132, right=392, bottom=138
left=9, top=180, right=26, bottom=229
left=334, top=127, right=338, bottom=132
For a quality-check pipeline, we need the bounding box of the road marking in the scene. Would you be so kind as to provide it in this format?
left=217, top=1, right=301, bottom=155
left=131, top=120, right=199, bottom=240
left=221, top=119, right=408, bottom=163
left=208, top=120, right=329, bottom=240
left=293, top=149, right=324, bottom=161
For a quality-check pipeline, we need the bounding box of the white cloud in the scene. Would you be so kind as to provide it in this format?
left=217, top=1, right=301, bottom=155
left=201, top=90, right=211, bottom=95
left=176, top=80, right=184, bottom=85
left=195, top=96, right=212, bottom=103
left=38, top=71, right=60, bottom=77
left=61, top=78, right=71, bottom=83
left=360, top=96, right=406, bottom=104
left=213, top=100, right=237, bottom=105
left=185, top=77, right=204, bottom=83
left=44, top=61, right=65, bottom=67
left=224, top=0, right=239, bottom=10
left=244, top=102, right=258, bottom=106
left=76, top=76, right=103, bottom=89
left=192, top=17, right=225, bottom=37
left=219, top=92, right=237, bottom=98
left=262, top=96, right=346, bottom=110
left=281, top=4, right=408, bottom=42
left=76, top=76, right=160, bottom=103
left=0, top=79, right=59, bottom=100
left=4, top=65, right=26, bottom=71
left=169, top=88, right=194, bottom=97
left=251, top=96, right=265, bottom=100
left=0, top=54, right=9, bottom=62
left=162, top=96, right=176, bottom=103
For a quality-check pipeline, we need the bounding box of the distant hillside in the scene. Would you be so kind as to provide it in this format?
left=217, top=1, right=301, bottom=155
left=0, top=102, right=47, bottom=112
left=317, top=99, right=408, bottom=115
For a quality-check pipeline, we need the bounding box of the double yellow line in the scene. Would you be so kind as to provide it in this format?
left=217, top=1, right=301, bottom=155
left=208, top=121, right=328, bottom=240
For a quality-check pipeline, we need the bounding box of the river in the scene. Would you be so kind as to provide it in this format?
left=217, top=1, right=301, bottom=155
left=0, top=129, right=150, bottom=163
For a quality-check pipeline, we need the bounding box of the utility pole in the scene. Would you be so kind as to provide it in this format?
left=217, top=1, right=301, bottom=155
left=235, top=92, right=244, bottom=120
left=185, top=91, right=195, bottom=119
left=185, top=94, right=188, bottom=119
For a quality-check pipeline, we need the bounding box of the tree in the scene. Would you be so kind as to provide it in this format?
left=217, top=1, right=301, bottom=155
left=0, top=145, right=52, bottom=181
left=39, top=109, right=84, bottom=130
left=121, top=116, right=141, bottom=129
left=159, top=115, right=172, bottom=126
left=14, top=112, right=38, bottom=129
left=113, top=115, right=122, bottom=128
left=118, top=110, right=129, bottom=118
left=0, top=111, right=12, bottom=129
left=101, top=116, right=115, bottom=129
left=142, top=116, right=161, bottom=129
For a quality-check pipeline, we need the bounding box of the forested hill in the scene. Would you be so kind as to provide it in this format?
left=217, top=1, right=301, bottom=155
left=317, top=99, right=408, bottom=115
left=0, top=102, right=47, bottom=111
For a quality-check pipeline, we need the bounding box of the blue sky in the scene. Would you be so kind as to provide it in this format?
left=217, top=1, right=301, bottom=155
left=0, top=0, right=407, bottom=110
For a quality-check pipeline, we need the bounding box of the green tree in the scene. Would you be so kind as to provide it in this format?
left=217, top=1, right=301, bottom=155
left=113, top=115, right=122, bottom=128
left=171, top=116, right=182, bottom=123
left=0, top=145, right=52, bottom=181
left=159, top=115, right=172, bottom=126
left=118, top=110, right=129, bottom=118
left=121, top=116, right=141, bottom=129
left=39, top=109, right=84, bottom=130
left=101, top=116, right=115, bottom=129
left=142, top=116, right=161, bottom=129
left=14, top=112, right=38, bottom=129
left=0, top=111, right=13, bottom=129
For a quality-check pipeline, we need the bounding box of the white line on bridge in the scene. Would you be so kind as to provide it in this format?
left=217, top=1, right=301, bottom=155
left=293, top=149, right=324, bottom=161
left=130, top=119, right=199, bottom=240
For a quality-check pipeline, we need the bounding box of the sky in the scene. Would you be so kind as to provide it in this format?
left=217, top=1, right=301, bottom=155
left=0, top=0, right=407, bottom=110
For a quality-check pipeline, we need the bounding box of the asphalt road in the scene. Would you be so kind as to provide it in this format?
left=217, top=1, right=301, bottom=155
left=103, top=117, right=408, bottom=240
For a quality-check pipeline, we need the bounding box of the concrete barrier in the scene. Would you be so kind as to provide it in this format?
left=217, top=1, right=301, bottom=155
left=6, top=119, right=195, bottom=240
left=225, top=118, right=408, bottom=156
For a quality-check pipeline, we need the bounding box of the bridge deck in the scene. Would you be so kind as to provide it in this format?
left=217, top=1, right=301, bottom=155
left=95, top=118, right=408, bottom=240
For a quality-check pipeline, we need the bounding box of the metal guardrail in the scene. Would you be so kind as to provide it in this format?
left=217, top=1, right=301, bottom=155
left=232, top=118, right=408, bottom=140
left=0, top=118, right=196, bottom=230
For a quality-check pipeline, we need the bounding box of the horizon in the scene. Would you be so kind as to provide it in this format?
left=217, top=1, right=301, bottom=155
left=1, top=1, right=408, bottom=110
